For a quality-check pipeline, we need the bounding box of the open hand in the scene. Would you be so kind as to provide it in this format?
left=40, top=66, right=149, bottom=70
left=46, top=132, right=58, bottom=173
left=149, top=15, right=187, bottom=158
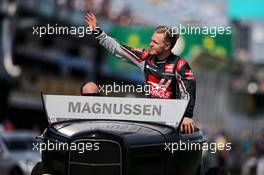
left=84, top=12, right=98, bottom=31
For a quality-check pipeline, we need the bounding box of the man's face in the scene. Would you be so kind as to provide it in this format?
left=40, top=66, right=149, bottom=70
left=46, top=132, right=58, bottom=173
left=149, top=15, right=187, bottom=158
left=149, top=32, right=170, bottom=55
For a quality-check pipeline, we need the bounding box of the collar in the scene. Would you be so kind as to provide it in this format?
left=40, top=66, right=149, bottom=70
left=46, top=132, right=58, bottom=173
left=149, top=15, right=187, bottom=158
left=155, top=53, right=175, bottom=64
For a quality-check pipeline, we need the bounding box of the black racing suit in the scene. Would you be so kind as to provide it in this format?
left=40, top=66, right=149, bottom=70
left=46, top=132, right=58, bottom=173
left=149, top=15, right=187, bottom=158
left=93, top=29, right=196, bottom=118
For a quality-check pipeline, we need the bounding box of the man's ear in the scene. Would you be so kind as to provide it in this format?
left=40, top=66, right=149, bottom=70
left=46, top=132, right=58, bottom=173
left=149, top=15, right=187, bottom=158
left=164, top=42, right=171, bottom=51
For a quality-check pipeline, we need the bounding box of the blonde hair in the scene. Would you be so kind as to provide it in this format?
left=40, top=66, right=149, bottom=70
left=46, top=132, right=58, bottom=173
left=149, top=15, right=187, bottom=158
left=155, top=26, right=179, bottom=49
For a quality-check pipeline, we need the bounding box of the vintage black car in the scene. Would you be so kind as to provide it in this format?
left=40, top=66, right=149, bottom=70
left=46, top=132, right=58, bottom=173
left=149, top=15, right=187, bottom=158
left=32, top=95, right=206, bottom=175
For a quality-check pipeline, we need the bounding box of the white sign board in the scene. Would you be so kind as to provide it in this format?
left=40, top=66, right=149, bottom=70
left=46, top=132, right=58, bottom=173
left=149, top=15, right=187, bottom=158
left=42, top=95, right=189, bottom=124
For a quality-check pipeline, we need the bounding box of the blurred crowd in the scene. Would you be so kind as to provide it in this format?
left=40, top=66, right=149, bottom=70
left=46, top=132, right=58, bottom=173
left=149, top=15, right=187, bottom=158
left=45, top=0, right=143, bottom=25
left=203, top=129, right=264, bottom=175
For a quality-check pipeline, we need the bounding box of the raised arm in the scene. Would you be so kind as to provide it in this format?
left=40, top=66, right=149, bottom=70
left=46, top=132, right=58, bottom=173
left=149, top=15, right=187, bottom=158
left=85, top=12, right=147, bottom=70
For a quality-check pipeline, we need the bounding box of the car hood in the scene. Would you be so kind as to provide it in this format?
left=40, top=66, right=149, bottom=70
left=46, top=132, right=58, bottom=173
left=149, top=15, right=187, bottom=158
left=53, top=120, right=174, bottom=137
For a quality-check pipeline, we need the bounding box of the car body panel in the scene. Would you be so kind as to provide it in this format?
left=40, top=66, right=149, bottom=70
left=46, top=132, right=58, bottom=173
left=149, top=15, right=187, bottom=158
left=38, top=120, right=205, bottom=175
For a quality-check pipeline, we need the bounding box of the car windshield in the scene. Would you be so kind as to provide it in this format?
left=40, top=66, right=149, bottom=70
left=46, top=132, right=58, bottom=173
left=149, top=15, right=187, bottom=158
left=4, top=139, right=36, bottom=151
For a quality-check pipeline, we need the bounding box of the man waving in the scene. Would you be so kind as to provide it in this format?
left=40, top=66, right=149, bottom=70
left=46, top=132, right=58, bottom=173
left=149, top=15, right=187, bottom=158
left=85, top=12, right=197, bottom=134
